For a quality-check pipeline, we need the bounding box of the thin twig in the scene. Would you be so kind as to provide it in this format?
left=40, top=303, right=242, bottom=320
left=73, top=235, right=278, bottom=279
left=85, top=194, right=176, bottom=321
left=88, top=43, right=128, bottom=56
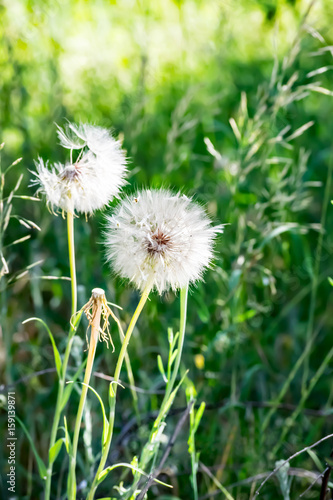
left=299, top=468, right=327, bottom=498
left=254, top=433, right=333, bottom=497
left=199, top=467, right=323, bottom=500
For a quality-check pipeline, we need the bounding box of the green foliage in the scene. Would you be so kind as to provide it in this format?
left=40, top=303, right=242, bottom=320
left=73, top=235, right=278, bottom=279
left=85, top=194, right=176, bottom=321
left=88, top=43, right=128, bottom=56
left=1, top=0, right=333, bottom=499
left=275, top=459, right=292, bottom=500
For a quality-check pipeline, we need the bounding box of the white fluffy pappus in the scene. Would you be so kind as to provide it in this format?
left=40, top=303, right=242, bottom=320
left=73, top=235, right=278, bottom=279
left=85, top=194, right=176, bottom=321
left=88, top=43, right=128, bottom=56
left=31, top=123, right=127, bottom=215
left=104, top=189, right=223, bottom=294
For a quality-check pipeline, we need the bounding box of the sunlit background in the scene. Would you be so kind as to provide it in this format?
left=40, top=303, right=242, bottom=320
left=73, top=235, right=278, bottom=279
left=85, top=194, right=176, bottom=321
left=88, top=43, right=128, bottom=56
left=1, top=0, right=333, bottom=498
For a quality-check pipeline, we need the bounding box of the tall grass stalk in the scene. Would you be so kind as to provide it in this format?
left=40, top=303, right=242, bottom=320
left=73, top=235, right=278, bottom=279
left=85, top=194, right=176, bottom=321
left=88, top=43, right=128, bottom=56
left=273, top=343, right=333, bottom=455
left=301, top=153, right=333, bottom=393
left=45, top=210, right=78, bottom=500
left=86, top=278, right=153, bottom=500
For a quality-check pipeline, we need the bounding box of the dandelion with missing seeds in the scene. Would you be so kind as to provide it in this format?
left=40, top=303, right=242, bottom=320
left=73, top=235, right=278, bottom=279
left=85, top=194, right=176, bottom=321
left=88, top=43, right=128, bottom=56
left=31, top=122, right=127, bottom=215
left=104, top=189, right=223, bottom=293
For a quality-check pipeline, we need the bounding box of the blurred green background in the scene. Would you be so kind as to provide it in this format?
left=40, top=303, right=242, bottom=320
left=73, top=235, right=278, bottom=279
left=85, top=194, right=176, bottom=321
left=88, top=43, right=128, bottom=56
left=1, top=0, right=333, bottom=498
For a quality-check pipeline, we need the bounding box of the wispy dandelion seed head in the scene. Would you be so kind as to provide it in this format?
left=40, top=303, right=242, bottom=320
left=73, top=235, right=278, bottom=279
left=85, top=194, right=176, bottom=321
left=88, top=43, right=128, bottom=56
left=104, top=189, right=223, bottom=293
left=31, top=123, right=127, bottom=215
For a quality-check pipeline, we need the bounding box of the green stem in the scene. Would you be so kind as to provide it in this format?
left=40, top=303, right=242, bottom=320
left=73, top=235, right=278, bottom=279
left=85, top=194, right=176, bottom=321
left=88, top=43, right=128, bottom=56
left=44, top=211, right=78, bottom=500
left=155, top=284, right=188, bottom=427
left=67, top=211, right=77, bottom=319
left=68, top=290, right=103, bottom=500
left=119, top=328, right=140, bottom=422
left=127, top=284, right=188, bottom=499
left=86, top=279, right=153, bottom=500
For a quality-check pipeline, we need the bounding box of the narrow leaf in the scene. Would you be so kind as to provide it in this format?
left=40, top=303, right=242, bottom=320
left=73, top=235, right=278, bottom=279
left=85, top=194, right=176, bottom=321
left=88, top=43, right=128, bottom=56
left=285, top=121, right=314, bottom=141
left=193, top=402, right=206, bottom=434
left=49, top=438, right=64, bottom=464
left=97, top=463, right=172, bottom=488
left=157, top=355, right=168, bottom=383
left=15, top=414, right=47, bottom=480
left=79, top=382, right=109, bottom=447
left=60, top=358, right=87, bottom=411
left=259, top=224, right=301, bottom=249
left=229, top=117, right=241, bottom=141
left=169, top=349, right=179, bottom=368
left=22, top=317, right=62, bottom=377
left=63, top=416, right=71, bottom=454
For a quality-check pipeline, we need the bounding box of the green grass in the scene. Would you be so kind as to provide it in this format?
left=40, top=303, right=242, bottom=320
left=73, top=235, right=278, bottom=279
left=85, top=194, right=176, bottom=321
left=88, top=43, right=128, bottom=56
left=1, top=1, right=333, bottom=499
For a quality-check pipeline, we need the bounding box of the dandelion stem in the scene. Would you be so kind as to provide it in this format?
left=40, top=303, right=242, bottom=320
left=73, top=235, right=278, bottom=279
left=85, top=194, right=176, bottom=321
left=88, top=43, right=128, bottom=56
left=67, top=289, right=104, bottom=500
left=67, top=210, right=77, bottom=318
left=161, top=283, right=188, bottom=410
left=86, top=279, right=153, bottom=500
left=119, top=327, right=140, bottom=422
left=127, top=284, right=188, bottom=498
left=44, top=211, right=78, bottom=500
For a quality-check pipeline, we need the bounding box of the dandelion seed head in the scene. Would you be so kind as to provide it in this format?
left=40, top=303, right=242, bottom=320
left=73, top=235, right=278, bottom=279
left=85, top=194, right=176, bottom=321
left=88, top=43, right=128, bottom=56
left=104, top=189, right=223, bottom=293
left=31, top=123, right=127, bottom=215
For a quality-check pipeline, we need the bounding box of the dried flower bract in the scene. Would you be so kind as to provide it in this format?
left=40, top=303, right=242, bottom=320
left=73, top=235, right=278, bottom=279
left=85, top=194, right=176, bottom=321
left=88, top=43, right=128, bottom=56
left=81, top=288, right=116, bottom=350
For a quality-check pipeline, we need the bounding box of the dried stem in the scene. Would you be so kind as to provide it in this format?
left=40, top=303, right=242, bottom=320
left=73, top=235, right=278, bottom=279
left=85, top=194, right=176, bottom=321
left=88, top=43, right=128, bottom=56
left=67, top=288, right=105, bottom=500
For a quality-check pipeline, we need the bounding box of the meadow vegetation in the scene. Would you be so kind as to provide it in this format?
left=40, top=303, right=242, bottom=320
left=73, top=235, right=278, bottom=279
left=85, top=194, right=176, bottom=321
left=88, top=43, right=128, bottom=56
left=1, top=0, right=333, bottom=498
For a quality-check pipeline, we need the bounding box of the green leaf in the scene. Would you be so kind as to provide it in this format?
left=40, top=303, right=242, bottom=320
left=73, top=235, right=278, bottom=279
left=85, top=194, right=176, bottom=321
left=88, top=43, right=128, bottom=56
left=228, top=269, right=242, bottom=293
left=167, top=327, right=174, bottom=345
left=193, top=295, right=210, bottom=323
left=185, top=377, right=197, bottom=400
left=158, top=497, right=182, bottom=500
left=171, top=331, right=179, bottom=351
left=79, top=382, right=109, bottom=447
left=23, top=317, right=62, bottom=377
left=193, top=402, right=205, bottom=434
left=306, top=449, right=323, bottom=471
left=157, top=354, right=168, bottom=383
left=63, top=416, right=71, bottom=454
left=109, top=380, right=125, bottom=399
left=328, top=277, right=333, bottom=286
left=169, top=349, right=179, bottom=368
left=233, top=192, right=258, bottom=205
left=234, top=309, right=257, bottom=323
left=70, top=309, right=84, bottom=334
left=49, top=438, right=64, bottom=464
left=162, top=370, right=189, bottom=420
left=60, top=358, right=87, bottom=411
left=97, top=463, right=172, bottom=488
left=15, top=414, right=47, bottom=480
left=258, top=223, right=301, bottom=250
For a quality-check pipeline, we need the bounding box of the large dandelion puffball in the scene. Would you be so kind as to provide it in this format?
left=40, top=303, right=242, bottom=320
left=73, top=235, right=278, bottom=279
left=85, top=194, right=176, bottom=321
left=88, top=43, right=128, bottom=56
left=31, top=123, right=127, bottom=215
left=104, top=189, right=223, bottom=293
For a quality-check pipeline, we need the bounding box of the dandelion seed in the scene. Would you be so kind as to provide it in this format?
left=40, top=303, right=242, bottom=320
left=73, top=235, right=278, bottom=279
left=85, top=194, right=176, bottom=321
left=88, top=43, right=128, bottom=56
left=31, top=123, right=127, bottom=215
left=104, top=189, right=223, bottom=294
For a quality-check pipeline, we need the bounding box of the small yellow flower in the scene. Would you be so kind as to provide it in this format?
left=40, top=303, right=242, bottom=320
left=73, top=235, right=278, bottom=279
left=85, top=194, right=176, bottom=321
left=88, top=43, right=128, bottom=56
left=194, top=353, right=205, bottom=370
